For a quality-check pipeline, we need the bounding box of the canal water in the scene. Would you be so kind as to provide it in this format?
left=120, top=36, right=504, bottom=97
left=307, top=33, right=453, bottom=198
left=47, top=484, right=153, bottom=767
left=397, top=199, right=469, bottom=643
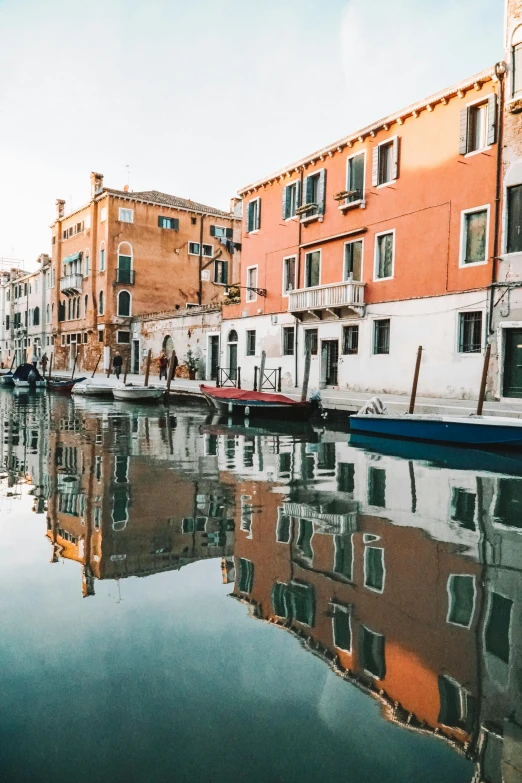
left=1, top=389, right=520, bottom=783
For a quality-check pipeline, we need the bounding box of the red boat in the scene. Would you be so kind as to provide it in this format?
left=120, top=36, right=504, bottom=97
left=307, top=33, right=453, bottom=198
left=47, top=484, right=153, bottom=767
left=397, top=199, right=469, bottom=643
left=199, top=385, right=319, bottom=421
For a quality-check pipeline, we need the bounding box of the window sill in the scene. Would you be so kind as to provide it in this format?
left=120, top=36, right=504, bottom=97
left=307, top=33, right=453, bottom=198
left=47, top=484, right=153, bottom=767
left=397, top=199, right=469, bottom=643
left=339, top=199, right=365, bottom=212
left=246, top=229, right=259, bottom=236
left=459, top=259, right=488, bottom=268
left=464, top=146, right=492, bottom=158
left=376, top=179, right=396, bottom=189
left=300, top=213, right=323, bottom=225
left=373, top=275, right=394, bottom=282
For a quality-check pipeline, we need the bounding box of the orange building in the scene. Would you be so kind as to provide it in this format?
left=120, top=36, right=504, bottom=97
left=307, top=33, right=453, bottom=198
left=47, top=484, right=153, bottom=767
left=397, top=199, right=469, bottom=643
left=50, top=173, right=241, bottom=373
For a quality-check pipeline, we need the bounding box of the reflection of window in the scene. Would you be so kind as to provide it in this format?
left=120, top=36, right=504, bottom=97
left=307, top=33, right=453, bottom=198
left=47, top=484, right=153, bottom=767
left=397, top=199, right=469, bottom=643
left=485, top=592, right=512, bottom=664
left=271, top=581, right=315, bottom=626
left=297, top=519, right=313, bottom=560
left=368, top=467, right=386, bottom=507
left=182, top=517, right=194, bottom=533
left=359, top=626, right=386, bottom=679
left=364, top=547, right=385, bottom=592
left=438, top=676, right=475, bottom=730
left=272, top=582, right=288, bottom=617
left=331, top=602, right=352, bottom=651
left=278, top=452, right=291, bottom=475
left=450, top=488, right=476, bottom=530
left=447, top=575, right=475, bottom=627
left=114, top=455, right=129, bottom=483
left=237, top=557, right=254, bottom=593
left=205, top=434, right=218, bottom=456
left=317, top=442, right=336, bottom=471
left=334, top=534, right=353, bottom=580
left=276, top=509, right=291, bottom=542
left=112, top=486, right=129, bottom=530
left=337, top=462, right=355, bottom=493
left=494, top=478, right=522, bottom=528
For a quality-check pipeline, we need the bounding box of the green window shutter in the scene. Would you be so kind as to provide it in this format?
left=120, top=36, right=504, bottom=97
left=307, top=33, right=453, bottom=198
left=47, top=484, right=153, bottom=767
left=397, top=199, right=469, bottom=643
left=282, top=185, right=288, bottom=219
left=392, top=137, right=400, bottom=180
left=305, top=175, right=313, bottom=204
left=226, top=227, right=233, bottom=238
left=487, top=94, right=497, bottom=146
left=256, top=198, right=261, bottom=230
left=247, top=203, right=253, bottom=232
left=158, top=216, right=163, bottom=227
left=210, top=225, right=216, bottom=237
left=296, top=180, right=302, bottom=208
left=459, top=107, right=469, bottom=155
left=372, top=147, right=379, bottom=186
left=317, top=170, right=326, bottom=215
left=223, top=261, right=229, bottom=285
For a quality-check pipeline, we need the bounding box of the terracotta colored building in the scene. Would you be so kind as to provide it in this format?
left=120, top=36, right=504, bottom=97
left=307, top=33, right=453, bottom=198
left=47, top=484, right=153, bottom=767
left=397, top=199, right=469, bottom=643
left=50, top=173, right=241, bottom=373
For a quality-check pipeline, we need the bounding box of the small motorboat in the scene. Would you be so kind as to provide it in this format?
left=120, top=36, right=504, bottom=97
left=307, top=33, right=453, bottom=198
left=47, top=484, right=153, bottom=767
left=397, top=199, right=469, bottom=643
left=200, top=385, right=320, bottom=421
left=112, top=384, right=164, bottom=402
left=0, top=371, right=14, bottom=386
left=350, top=396, right=522, bottom=449
left=12, top=363, right=46, bottom=388
left=71, top=378, right=116, bottom=397
left=47, top=376, right=87, bottom=393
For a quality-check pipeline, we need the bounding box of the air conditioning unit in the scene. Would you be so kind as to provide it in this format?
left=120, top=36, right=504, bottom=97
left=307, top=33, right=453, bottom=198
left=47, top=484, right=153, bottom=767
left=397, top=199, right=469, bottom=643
left=271, top=315, right=278, bottom=325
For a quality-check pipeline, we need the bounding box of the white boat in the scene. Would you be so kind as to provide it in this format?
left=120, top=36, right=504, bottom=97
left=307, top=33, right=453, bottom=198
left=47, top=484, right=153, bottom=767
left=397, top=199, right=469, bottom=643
left=12, top=364, right=46, bottom=388
left=13, top=377, right=47, bottom=388
left=71, top=378, right=117, bottom=397
left=112, top=384, right=164, bottom=402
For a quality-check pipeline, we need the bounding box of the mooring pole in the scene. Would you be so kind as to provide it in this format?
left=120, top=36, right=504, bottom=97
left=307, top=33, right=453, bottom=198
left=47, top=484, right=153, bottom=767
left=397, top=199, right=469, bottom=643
left=301, top=349, right=311, bottom=402
left=48, top=353, right=53, bottom=380
left=144, top=349, right=152, bottom=387
left=477, top=343, right=491, bottom=416
left=259, top=351, right=266, bottom=393
left=123, top=356, right=129, bottom=385
left=165, top=352, right=176, bottom=402
left=408, top=346, right=423, bottom=414
left=91, top=353, right=102, bottom=379
left=71, top=350, right=77, bottom=380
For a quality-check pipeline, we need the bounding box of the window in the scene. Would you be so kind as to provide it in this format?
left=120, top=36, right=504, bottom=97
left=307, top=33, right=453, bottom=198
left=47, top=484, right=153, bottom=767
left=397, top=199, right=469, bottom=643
left=214, top=259, right=228, bottom=285
left=98, top=291, right=104, bottom=315
left=337, top=463, right=355, bottom=493
left=304, top=250, right=320, bottom=288
left=460, top=96, right=496, bottom=154
left=246, top=330, right=256, bottom=356
left=450, top=488, right=476, bottom=530
left=191, top=216, right=197, bottom=225
left=368, top=466, right=386, bottom=506
left=372, top=138, right=399, bottom=186
left=117, top=291, right=131, bottom=317
left=374, top=231, right=394, bottom=279
left=117, top=254, right=133, bottom=284
left=282, top=181, right=300, bottom=219
left=514, top=42, right=522, bottom=95
left=346, top=152, right=365, bottom=203
left=331, top=602, right=352, bottom=651
left=246, top=198, right=261, bottom=232
left=507, top=185, right=522, bottom=253
left=461, top=207, right=488, bottom=265
left=276, top=509, right=291, bottom=542
left=282, top=326, right=294, bottom=356
left=246, top=266, right=258, bottom=302
left=493, top=478, right=522, bottom=529
left=458, top=311, right=482, bottom=353
left=237, top=557, right=254, bottom=593
left=373, top=319, right=390, bottom=355
left=342, top=325, right=359, bottom=355
left=364, top=547, right=385, bottom=592
left=283, top=256, right=296, bottom=294
left=302, top=170, right=326, bottom=219
left=46, top=305, right=50, bottom=324
left=100, top=245, right=105, bottom=271
left=210, top=225, right=232, bottom=238
left=359, top=627, right=386, bottom=679
left=334, top=534, right=353, bottom=579
left=296, top=519, right=313, bottom=561
left=119, top=208, right=133, bottom=223
left=344, top=240, right=363, bottom=281
left=100, top=207, right=107, bottom=222
left=84, top=295, right=88, bottom=316
left=158, top=216, right=179, bottom=230
left=117, top=330, right=131, bottom=344
left=485, top=592, right=512, bottom=664
left=188, top=241, right=213, bottom=256
left=304, top=329, right=318, bottom=356
left=112, top=486, right=129, bottom=530
left=98, top=328, right=104, bottom=342
left=437, top=677, right=475, bottom=730
left=84, top=253, right=89, bottom=277
left=33, top=307, right=39, bottom=326
left=447, top=575, right=475, bottom=627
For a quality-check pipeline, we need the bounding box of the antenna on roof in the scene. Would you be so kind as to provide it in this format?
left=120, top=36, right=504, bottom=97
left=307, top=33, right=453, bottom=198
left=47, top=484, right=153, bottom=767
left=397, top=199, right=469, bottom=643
left=124, top=164, right=131, bottom=191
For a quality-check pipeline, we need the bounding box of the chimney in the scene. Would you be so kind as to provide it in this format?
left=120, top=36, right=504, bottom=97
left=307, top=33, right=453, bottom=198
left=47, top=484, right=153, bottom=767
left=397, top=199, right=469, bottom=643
left=56, top=199, right=66, bottom=219
left=123, top=184, right=129, bottom=193
left=230, top=196, right=242, bottom=218
left=90, top=172, right=104, bottom=198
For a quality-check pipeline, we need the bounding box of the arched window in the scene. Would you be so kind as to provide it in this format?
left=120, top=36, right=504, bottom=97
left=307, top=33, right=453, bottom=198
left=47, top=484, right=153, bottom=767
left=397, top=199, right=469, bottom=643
left=99, top=291, right=104, bottom=315
left=117, top=241, right=133, bottom=284
left=163, top=335, right=174, bottom=355
left=117, top=290, right=131, bottom=317
left=84, top=294, right=88, bottom=316
left=33, top=306, right=40, bottom=326
left=99, top=241, right=106, bottom=272
left=228, top=329, right=238, bottom=342
left=513, top=26, right=522, bottom=96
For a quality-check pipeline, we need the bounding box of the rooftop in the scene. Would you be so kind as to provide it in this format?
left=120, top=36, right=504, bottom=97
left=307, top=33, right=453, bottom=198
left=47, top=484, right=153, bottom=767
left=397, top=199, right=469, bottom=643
left=103, top=188, right=236, bottom=219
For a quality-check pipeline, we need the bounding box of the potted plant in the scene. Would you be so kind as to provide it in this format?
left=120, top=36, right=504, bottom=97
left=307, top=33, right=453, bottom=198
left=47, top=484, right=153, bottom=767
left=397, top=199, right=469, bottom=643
left=184, top=348, right=199, bottom=380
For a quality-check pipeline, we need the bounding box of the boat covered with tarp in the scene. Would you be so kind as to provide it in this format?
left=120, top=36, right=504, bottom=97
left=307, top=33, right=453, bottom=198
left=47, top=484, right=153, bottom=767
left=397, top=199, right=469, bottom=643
left=200, top=385, right=320, bottom=421
left=12, top=364, right=46, bottom=388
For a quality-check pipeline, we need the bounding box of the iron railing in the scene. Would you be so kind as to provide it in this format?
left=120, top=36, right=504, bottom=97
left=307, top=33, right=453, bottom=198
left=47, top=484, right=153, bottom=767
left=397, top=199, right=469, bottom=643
left=216, top=367, right=241, bottom=388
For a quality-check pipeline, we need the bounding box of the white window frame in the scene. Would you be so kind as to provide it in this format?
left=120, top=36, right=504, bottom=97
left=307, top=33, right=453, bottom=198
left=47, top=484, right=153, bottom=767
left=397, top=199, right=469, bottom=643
left=446, top=574, right=476, bottom=629
left=373, top=229, right=395, bottom=281
left=284, top=179, right=300, bottom=221
left=330, top=601, right=352, bottom=653
left=99, top=242, right=106, bottom=272
left=188, top=241, right=213, bottom=257
left=100, top=207, right=107, bottom=222
left=363, top=546, right=385, bottom=593
left=246, top=265, right=258, bottom=302
left=341, top=150, right=366, bottom=211
left=246, top=197, right=260, bottom=234
left=464, top=95, right=492, bottom=157
left=212, top=225, right=228, bottom=238
left=118, top=207, right=134, bottom=223
left=455, top=308, right=484, bottom=355
left=344, top=238, right=364, bottom=282
left=282, top=255, right=297, bottom=296
left=117, top=289, right=132, bottom=318
left=301, top=168, right=325, bottom=224
left=459, top=205, right=490, bottom=268
left=304, top=248, right=322, bottom=288
left=333, top=532, right=354, bottom=581
left=376, top=136, right=398, bottom=188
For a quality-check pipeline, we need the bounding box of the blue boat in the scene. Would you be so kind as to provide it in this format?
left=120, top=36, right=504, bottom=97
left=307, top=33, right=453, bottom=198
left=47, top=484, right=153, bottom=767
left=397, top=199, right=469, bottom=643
left=349, top=413, right=522, bottom=449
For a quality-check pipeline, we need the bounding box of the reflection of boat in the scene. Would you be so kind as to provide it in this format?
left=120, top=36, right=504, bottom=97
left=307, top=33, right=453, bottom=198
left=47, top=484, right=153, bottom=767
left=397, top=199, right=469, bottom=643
left=200, top=414, right=318, bottom=441
left=350, top=409, right=522, bottom=449
left=200, top=385, right=318, bottom=421
left=47, top=377, right=87, bottom=393
left=0, top=371, right=14, bottom=386
left=349, top=432, right=522, bottom=477
left=71, top=379, right=115, bottom=397
left=12, top=364, right=46, bottom=388
left=112, top=384, right=164, bottom=402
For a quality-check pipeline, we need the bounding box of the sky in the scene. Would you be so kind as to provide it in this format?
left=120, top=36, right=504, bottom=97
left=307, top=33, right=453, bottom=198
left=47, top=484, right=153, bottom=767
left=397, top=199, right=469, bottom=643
left=0, top=0, right=503, bottom=269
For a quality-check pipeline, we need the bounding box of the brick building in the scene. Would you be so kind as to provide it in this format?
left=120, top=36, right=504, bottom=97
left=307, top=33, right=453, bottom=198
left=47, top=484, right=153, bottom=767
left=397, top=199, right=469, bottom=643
left=50, top=173, right=241, bottom=373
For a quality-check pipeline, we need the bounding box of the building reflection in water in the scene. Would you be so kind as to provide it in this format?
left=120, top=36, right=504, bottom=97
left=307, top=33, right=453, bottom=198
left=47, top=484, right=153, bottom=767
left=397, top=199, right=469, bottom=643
left=1, top=391, right=521, bottom=783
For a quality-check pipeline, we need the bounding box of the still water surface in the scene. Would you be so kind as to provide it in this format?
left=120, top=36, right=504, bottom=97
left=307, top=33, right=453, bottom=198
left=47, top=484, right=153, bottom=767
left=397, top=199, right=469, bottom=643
left=1, top=389, right=520, bottom=783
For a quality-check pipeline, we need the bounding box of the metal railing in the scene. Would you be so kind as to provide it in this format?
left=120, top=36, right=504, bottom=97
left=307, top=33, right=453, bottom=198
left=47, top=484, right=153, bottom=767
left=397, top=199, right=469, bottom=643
left=254, top=366, right=281, bottom=392
left=216, top=367, right=241, bottom=388
left=117, top=269, right=135, bottom=284
left=59, top=274, right=83, bottom=293
left=288, top=280, right=365, bottom=312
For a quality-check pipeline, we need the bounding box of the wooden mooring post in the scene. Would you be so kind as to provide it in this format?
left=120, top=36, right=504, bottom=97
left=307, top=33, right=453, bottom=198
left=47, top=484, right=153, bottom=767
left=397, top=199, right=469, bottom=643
left=259, top=351, right=266, bottom=392
left=123, top=356, right=129, bottom=385
left=408, top=346, right=423, bottom=414
left=144, top=349, right=152, bottom=387
left=91, top=353, right=102, bottom=379
left=301, top=349, right=311, bottom=402
left=477, top=343, right=491, bottom=416
left=165, top=352, right=176, bottom=401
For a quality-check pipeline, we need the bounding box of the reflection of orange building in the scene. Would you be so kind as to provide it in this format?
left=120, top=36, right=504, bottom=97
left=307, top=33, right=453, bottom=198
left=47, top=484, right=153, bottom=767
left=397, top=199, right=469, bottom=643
left=229, top=477, right=481, bottom=750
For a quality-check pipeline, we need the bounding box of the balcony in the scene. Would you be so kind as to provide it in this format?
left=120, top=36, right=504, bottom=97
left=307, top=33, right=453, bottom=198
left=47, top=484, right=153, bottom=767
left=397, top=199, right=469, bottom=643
left=60, top=274, right=83, bottom=294
left=288, top=280, right=365, bottom=319
left=116, top=268, right=135, bottom=284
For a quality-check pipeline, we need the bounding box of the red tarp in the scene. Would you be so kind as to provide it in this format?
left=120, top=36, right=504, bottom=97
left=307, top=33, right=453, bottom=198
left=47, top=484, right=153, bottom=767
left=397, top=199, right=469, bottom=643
left=200, top=385, right=306, bottom=406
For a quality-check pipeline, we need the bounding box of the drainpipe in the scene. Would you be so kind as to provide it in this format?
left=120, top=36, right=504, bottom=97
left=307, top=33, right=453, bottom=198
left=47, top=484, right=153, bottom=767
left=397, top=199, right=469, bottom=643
left=294, top=167, right=304, bottom=387
left=489, top=61, right=506, bottom=337
left=198, top=214, right=204, bottom=305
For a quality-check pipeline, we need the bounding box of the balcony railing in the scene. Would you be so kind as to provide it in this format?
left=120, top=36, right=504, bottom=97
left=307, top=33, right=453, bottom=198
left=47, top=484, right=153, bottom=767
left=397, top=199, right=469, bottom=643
left=117, top=269, right=135, bottom=284
left=288, top=280, right=365, bottom=314
left=59, top=274, right=83, bottom=294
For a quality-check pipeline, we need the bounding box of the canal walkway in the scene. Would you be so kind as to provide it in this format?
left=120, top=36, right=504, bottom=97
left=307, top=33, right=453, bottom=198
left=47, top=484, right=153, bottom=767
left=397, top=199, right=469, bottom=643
left=87, top=371, right=522, bottom=418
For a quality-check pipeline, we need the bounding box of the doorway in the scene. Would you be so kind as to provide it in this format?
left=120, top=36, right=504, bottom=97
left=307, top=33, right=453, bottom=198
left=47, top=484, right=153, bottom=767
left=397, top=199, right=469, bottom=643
left=503, top=328, right=522, bottom=397
left=132, top=340, right=140, bottom=374
left=209, top=335, right=220, bottom=381
left=321, top=340, right=339, bottom=386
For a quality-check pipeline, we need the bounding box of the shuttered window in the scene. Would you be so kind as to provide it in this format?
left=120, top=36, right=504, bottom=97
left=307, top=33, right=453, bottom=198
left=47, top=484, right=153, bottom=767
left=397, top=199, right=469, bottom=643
left=459, top=95, right=497, bottom=154
left=214, top=259, right=228, bottom=285
left=210, top=225, right=233, bottom=238
left=346, top=153, right=365, bottom=201
left=331, top=603, right=352, bottom=651
left=282, top=181, right=301, bottom=219
left=507, top=185, right=522, bottom=253
left=447, top=575, right=475, bottom=627
left=359, top=627, right=386, bottom=679
left=247, top=198, right=261, bottom=232
left=158, top=216, right=179, bottom=230
left=302, top=169, right=326, bottom=219
left=372, top=138, right=400, bottom=186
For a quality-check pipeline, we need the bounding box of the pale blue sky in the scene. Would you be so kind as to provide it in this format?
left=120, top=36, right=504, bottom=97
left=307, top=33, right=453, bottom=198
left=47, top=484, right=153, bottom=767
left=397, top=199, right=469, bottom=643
left=0, top=0, right=503, bottom=266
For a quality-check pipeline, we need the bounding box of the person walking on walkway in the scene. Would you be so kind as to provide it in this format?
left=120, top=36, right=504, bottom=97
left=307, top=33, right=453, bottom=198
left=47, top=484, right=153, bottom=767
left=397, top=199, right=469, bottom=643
left=41, top=353, right=48, bottom=375
left=159, top=352, right=168, bottom=381
left=113, top=351, right=123, bottom=380
left=31, top=351, right=38, bottom=368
